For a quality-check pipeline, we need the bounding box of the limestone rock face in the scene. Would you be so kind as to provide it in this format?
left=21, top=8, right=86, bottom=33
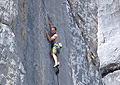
left=0, top=0, right=102, bottom=85
left=97, top=0, right=120, bottom=84
left=102, top=70, right=120, bottom=85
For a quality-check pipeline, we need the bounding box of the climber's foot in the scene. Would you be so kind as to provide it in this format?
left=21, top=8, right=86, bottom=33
left=53, top=64, right=59, bottom=68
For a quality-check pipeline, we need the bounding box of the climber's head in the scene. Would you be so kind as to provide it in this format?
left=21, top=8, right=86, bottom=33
left=51, top=27, right=57, bottom=34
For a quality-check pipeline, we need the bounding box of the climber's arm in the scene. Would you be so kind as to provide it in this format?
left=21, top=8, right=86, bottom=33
left=46, top=30, right=56, bottom=41
left=49, top=22, right=52, bottom=30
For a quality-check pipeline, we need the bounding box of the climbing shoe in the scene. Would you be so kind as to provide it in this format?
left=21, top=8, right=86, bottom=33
left=53, top=64, right=59, bottom=68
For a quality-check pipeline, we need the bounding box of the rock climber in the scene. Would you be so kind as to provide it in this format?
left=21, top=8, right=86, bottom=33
left=46, top=22, right=61, bottom=68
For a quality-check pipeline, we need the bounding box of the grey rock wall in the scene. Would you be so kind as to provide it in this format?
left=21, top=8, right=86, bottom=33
left=0, top=0, right=102, bottom=85
left=66, top=0, right=102, bottom=85
left=0, top=0, right=25, bottom=85
left=97, top=0, right=120, bottom=85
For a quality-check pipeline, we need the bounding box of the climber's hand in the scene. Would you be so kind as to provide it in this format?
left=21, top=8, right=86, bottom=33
left=46, top=30, right=48, bottom=34
left=48, top=21, right=51, bottom=25
left=48, top=21, right=52, bottom=30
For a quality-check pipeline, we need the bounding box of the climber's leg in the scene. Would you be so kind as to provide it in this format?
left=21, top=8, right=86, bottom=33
left=51, top=47, right=59, bottom=67
left=56, top=53, right=60, bottom=67
left=51, top=53, right=58, bottom=65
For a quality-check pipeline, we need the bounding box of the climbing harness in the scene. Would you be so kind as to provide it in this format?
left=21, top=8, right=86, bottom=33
left=54, top=46, right=60, bottom=54
left=53, top=43, right=62, bottom=54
